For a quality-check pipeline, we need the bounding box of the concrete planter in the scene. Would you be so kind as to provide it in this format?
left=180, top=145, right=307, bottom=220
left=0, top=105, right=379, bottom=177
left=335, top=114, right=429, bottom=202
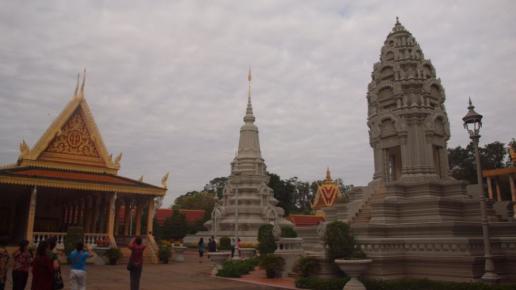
left=240, top=247, right=256, bottom=259
left=173, top=246, right=187, bottom=262
left=208, top=251, right=231, bottom=275
left=334, top=259, right=372, bottom=290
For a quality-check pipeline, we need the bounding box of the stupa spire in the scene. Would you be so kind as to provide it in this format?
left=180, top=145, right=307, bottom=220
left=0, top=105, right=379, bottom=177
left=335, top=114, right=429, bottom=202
left=326, top=167, right=332, bottom=181
left=244, top=67, right=255, bottom=123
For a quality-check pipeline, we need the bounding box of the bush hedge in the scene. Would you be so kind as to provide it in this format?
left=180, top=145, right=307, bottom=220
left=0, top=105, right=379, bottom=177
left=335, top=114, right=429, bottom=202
left=281, top=226, right=298, bottom=238
left=257, top=224, right=277, bottom=255
left=216, top=258, right=259, bottom=278
left=295, top=277, right=516, bottom=290
left=295, top=276, right=349, bottom=290
left=293, top=256, right=321, bottom=277
left=363, top=279, right=516, bottom=290
left=259, top=254, right=285, bottom=278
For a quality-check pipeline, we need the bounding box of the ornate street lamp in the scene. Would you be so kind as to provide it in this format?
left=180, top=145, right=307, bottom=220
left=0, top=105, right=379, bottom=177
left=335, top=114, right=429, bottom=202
left=462, top=98, right=500, bottom=283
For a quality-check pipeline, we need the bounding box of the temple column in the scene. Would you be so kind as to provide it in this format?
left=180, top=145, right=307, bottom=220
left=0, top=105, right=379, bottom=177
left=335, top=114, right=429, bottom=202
left=509, top=175, right=516, bottom=218
left=495, top=178, right=502, bottom=201
left=146, top=198, right=155, bottom=236
left=92, top=195, right=100, bottom=233
left=106, top=192, right=117, bottom=243
left=124, top=199, right=131, bottom=236
left=84, top=196, right=91, bottom=232
left=114, top=200, right=121, bottom=236
left=26, top=187, right=37, bottom=244
left=487, top=177, right=494, bottom=200
left=135, top=200, right=143, bottom=236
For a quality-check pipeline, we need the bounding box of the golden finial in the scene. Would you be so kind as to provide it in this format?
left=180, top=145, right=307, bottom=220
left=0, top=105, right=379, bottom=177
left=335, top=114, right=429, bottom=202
left=19, top=139, right=30, bottom=157
left=79, top=68, right=86, bottom=97
left=138, top=175, right=144, bottom=182
left=73, top=72, right=80, bottom=97
left=325, top=167, right=332, bottom=181
left=114, top=152, right=122, bottom=166
left=161, top=172, right=170, bottom=188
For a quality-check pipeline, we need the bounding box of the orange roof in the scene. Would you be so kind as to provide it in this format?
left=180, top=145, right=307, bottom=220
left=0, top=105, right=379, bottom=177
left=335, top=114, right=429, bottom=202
left=155, top=208, right=205, bottom=225
left=288, top=214, right=325, bottom=227
left=0, top=166, right=160, bottom=188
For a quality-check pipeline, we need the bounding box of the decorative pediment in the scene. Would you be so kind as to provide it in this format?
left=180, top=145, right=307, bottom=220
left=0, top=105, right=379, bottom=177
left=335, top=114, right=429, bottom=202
left=18, top=73, right=119, bottom=173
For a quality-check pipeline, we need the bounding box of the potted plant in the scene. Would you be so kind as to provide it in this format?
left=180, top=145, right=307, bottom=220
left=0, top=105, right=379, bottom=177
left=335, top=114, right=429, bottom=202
left=259, top=254, right=285, bottom=278
left=159, top=244, right=172, bottom=264
left=172, top=242, right=186, bottom=262
left=208, top=251, right=231, bottom=275
left=324, top=221, right=371, bottom=290
left=104, top=247, right=122, bottom=265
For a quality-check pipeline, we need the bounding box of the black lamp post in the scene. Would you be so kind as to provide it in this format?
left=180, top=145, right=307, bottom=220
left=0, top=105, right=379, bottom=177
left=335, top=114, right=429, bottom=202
left=462, top=98, right=500, bottom=283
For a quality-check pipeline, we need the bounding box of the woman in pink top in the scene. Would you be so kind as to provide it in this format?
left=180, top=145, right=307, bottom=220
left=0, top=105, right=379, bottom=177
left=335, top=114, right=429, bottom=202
left=128, top=236, right=145, bottom=290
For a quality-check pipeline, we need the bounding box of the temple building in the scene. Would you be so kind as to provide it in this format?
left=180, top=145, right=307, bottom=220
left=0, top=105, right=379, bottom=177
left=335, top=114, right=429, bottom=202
left=185, top=70, right=292, bottom=244
left=0, top=73, right=167, bottom=256
left=321, top=18, right=516, bottom=282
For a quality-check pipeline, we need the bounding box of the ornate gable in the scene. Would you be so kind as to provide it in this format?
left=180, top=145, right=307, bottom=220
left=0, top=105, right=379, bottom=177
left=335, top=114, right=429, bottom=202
left=17, top=74, right=120, bottom=174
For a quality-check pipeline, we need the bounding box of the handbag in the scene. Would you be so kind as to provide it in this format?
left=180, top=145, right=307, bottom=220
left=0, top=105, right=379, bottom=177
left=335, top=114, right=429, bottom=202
left=127, top=260, right=136, bottom=271
left=53, top=268, right=64, bottom=290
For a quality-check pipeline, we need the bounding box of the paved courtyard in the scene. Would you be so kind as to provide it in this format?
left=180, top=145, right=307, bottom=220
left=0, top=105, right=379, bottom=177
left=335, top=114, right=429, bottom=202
left=4, top=250, right=281, bottom=290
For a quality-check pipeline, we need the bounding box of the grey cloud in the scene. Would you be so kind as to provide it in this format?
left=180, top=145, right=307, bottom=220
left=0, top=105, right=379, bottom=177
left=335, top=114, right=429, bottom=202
left=1, top=0, right=515, bottom=207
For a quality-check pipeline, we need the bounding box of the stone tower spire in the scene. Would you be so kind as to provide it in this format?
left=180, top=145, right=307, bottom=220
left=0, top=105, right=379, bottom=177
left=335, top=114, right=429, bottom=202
left=232, top=69, right=266, bottom=178
left=367, top=18, right=450, bottom=182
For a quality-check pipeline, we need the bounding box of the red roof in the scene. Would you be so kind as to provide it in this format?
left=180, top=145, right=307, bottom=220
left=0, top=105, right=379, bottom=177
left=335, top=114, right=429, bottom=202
left=288, top=214, right=325, bottom=227
left=155, top=209, right=205, bottom=225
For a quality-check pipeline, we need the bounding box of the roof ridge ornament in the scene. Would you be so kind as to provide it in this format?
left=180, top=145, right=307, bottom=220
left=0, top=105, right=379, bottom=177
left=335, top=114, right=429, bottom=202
left=73, top=73, right=80, bottom=97
left=161, top=172, right=170, bottom=188
left=79, top=68, right=86, bottom=98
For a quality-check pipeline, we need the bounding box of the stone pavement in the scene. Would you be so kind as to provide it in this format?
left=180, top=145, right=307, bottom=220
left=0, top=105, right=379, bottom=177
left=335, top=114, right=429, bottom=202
left=4, top=250, right=281, bottom=290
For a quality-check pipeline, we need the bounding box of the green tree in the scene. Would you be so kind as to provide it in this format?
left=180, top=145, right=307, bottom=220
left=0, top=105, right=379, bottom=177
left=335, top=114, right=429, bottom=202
left=257, top=224, right=277, bottom=255
left=161, top=210, right=188, bottom=241
left=204, top=177, right=228, bottom=199
left=268, top=173, right=296, bottom=215
left=448, top=140, right=510, bottom=184
left=173, top=191, right=216, bottom=217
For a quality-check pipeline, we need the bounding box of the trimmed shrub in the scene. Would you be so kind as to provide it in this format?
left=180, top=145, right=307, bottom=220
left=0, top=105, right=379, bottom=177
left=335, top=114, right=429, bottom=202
left=324, top=221, right=365, bottom=263
left=362, top=278, right=516, bottom=290
left=293, top=256, right=321, bottom=277
left=216, top=258, right=259, bottom=278
left=295, top=277, right=349, bottom=290
left=104, top=247, right=122, bottom=265
left=158, top=241, right=172, bottom=264
left=281, top=226, right=298, bottom=238
left=257, top=224, right=277, bottom=255
left=64, top=226, right=84, bottom=255
left=259, top=254, right=285, bottom=278
left=219, top=236, right=231, bottom=251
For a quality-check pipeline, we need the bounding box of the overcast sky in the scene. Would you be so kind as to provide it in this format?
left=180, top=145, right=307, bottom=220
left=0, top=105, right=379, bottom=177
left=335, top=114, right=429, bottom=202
left=1, top=0, right=515, bottom=207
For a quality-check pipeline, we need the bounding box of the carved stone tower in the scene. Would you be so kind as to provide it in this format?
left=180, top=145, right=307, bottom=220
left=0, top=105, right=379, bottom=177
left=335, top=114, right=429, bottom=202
left=185, top=71, right=292, bottom=244
left=367, top=18, right=451, bottom=183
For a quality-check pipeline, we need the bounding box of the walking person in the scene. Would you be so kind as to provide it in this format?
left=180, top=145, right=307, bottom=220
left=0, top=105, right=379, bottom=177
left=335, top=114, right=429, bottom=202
left=12, top=240, right=32, bottom=290
left=230, top=238, right=235, bottom=257
left=0, top=241, right=9, bottom=290
left=211, top=236, right=217, bottom=252
left=68, top=242, right=93, bottom=290
left=197, top=238, right=205, bottom=263
left=31, top=241, right=53, bottom=290
left=127, top=236, right=145, bottom=290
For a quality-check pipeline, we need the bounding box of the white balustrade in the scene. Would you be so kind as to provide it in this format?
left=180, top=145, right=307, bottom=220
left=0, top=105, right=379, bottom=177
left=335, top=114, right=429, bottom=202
left=32, top=232, right=110, bottom=249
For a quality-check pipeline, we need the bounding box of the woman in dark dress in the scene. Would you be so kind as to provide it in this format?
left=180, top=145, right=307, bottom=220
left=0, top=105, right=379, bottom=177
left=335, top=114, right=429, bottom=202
left=31, top=241, right=53, bottom=290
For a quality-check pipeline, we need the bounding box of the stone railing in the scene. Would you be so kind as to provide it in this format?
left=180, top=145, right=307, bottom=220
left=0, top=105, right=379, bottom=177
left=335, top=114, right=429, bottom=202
left=33, top=232, right=111, bottom=248
left=84, top=233, right=110, bottom=247
left=33, top=232, right=66, bottom=249
left=276, top=237, right=304, bottom=252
